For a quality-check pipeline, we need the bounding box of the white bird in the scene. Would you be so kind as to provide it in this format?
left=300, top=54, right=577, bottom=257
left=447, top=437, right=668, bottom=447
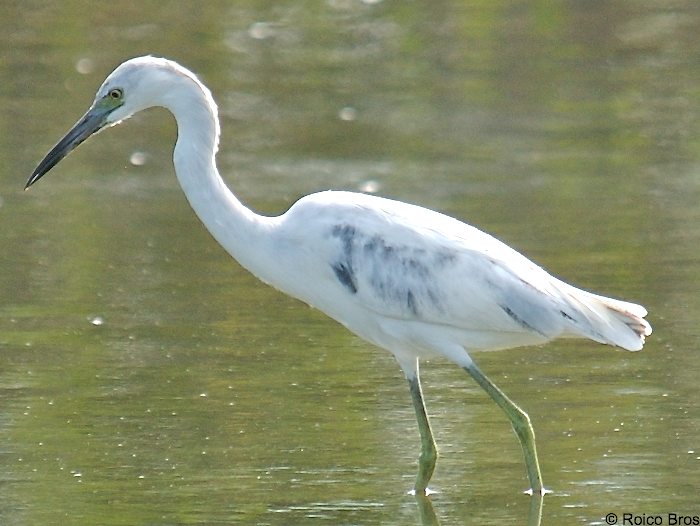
left=26, top=57, right=652, bottom=496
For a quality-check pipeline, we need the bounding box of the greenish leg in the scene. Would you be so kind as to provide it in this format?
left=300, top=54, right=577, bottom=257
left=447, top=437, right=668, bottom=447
left=407, top=363, right=438, bottom=495
left=463, top=361, right=545, bottom=496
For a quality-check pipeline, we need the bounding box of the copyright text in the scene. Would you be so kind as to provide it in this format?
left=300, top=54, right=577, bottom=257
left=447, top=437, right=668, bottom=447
left=605, top=513, right=699, bottom=526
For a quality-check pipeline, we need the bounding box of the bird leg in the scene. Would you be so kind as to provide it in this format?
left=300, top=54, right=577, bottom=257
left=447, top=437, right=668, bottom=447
left=407, top=362, right=438, bottom=495
left=463, top=360, right=545, bottom=496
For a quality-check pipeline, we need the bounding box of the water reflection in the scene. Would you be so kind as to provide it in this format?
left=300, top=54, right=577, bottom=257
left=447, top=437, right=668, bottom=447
left=527, top=494, right=544, bottom=526
left=415, top=494, right=440, bottom=526
left=413, top=492, right=544, bottom=526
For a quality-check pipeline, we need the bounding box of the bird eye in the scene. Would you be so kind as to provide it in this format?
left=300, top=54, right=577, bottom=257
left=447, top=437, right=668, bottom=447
left=108, top=88, right=123, bottom=100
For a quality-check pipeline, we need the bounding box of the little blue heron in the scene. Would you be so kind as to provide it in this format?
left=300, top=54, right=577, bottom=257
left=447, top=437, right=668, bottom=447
left=26, top=57, right=651, bottom=496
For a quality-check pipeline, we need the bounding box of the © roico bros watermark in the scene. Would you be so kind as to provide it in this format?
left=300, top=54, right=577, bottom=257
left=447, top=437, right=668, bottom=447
left=605, top=513, right=700, bottom=526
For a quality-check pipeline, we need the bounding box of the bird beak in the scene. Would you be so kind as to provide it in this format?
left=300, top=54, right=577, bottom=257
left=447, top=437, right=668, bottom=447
left=25, top=104, right=112, bottom=189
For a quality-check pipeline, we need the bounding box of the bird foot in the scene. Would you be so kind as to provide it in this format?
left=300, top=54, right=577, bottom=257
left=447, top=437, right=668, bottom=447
left=523, top=486, right=552, bottom=497
left=408, top=487, right=438, bottom=497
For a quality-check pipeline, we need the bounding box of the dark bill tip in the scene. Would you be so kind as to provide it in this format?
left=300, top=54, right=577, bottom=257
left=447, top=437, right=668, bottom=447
left=25, top=105, right=108, bottom=190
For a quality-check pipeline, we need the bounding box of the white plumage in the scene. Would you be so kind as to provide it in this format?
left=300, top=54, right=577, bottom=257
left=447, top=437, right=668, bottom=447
left=27, top=57, right=651, bottom=496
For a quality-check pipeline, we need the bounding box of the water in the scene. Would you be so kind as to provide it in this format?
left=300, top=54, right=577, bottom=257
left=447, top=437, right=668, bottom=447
left=1, top=2, right=699, bottom=525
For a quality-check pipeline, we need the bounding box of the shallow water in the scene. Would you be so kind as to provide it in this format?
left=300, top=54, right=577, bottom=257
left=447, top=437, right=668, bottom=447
left=1, top=2, right=699, bottom=525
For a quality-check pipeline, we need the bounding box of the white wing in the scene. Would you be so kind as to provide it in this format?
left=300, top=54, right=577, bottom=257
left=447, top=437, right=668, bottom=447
left=275, top=191, right=650, bottom=352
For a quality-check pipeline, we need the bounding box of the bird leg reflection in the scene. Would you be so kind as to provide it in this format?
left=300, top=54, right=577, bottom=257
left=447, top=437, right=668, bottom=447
left=407, top=363, right=438, bottom=495
left=411, top=491, right=543, bottom=526
left=413, top=492, right=440, bottom=526
left=527, top=490, right=544, bottom=526
left=463, top=360, right=545, bottom=495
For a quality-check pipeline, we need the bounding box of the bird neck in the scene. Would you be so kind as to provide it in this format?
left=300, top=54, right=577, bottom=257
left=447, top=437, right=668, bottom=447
left=167, top=80, right=276, bottom=277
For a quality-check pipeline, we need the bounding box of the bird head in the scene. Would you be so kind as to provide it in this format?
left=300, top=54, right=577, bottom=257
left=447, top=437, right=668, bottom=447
left=25, top=56, right=192, bottom=189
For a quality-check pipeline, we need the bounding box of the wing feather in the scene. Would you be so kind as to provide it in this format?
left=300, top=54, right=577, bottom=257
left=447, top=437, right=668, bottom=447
left=278, top=191, right=649, bottom=352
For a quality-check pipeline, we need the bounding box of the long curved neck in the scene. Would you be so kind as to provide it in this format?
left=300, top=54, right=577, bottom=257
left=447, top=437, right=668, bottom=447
left=163, top=75, right=276, bottom=278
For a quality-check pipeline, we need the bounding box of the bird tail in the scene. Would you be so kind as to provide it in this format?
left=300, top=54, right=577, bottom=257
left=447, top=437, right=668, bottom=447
left=560, top=284, right=652, bottom=352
